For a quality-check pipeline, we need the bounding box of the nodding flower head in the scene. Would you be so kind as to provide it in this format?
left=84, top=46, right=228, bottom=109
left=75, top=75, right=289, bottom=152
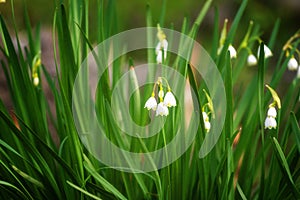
left=32, top=57, right=41, bottom=87
left=217, top=45, right=237, bottom=59
left=156, top=24, right=168, bottom=64
left=144, top=94, right=157, bottom=111
left=202, top=112, right=211, bottom=132
left=264, top=116, right=277, bottom=129
left=33, top=74, right=39, bottom=86
left=267, top=106, right=277, bottom=118
left=264, top=85, right=281, bottom=130
left=258, top=44, right=273, bottom=59
left=247, top=54, right=257, bottom=66
left=164, top=91, right=176, bottom=107
left=228, top=45, right=237, bottom=59
left=202, top=89, right=214, bottom=133
left=156, top=102, right=169, bottom=116
left=287, top=57, right=298, bottom=71
left=264, top=106, right=277, bottom=130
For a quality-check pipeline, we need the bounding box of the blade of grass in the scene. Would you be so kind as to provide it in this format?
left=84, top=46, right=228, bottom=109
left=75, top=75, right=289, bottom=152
left=271, top=137, right=300, bottom=198
left=83, top=156, right=127, bottom=200
left=66, top=180, right=102, bottom=200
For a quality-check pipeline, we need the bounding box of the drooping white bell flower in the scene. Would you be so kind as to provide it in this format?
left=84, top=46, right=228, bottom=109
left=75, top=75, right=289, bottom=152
left=163, top=91, right=176, bottom=107
left=144, top=96, right=157, bottom=111
left=204, top=121, right=211, bottom=132
left=156, top=39, right=168, bottom=64
left=156, top=102, right=169, bottom=116
left=287, top=57, right=298, bottom=71
left=267, top=107, right=277, bottom=118
left=228, top=45, right=237, bottom=59
left=264, top=106, right=277, bottom=129
left=202, top=112, right=211, bottom=132
left=202, top=112, right=209, bottom=121
left=257, top=44, right=273, bottom=58
left=264, top=116, right=277, bottom=129
left=33, top=77, right=39, bottom=86
left=247, top=54, right=257, bottom=66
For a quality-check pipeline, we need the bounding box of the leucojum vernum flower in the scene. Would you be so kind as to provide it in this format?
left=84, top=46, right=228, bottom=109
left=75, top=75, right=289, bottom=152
left=144, top=77, right=176, bottom=117
left=282, top=31, right=300, bottom=79
left=156, top=24, right=168, bottom=64
left=202, top=89, right=214, bottom=133
left=237, top=21, right=274, bottom=66
left=32, top=55, right=41, bottom=87
left=264, top=85, right=281, bottom=130
left=217, top=19, right=237, bottom=59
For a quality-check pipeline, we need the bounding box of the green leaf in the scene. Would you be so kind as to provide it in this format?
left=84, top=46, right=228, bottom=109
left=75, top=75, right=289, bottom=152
left=83, top=156, right=127, bottom=200
left=271, top=137, right=300, bottom=198
left=66, top=180, right=102, bottom=200
left=12, top=165, right=44, bottom=189
left=290, top=112, right=300, bottom=153
left=0, top=180, right=30, bottom=200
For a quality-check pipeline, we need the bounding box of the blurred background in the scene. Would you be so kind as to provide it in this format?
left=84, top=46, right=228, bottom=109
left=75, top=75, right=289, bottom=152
left=0, top=0, right=299, bottom=108
left=0, top=0, right=299, bottom=45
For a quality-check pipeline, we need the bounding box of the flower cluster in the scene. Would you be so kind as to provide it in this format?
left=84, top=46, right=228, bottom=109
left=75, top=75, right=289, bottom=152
left=245, top=44, right=273, bottom=66
left=144, top=77, right=176, bottom=117
left=156, top=24, right=168, bottom=64
left=264, top=85, right=281, bottom=130
left=217, top=19, right=273, bottom=63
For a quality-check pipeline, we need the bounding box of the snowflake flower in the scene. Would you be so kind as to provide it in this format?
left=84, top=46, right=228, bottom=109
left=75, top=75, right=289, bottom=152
left=144, top=95, right=157, bottom=111
left=287, top=57, right=298, bottom=71
left=228, top=45, right=237, bottom=59
left=247, top=54, right=257, bottom=66
left=264, top=116, right=277, bottom=129
left=163, top=91, right=176, bottom=107
left=156, top=102, right=169, bottom=116
left=257, top=44, right=273, bottom=58
left=202, top=112, right=211, bottom=132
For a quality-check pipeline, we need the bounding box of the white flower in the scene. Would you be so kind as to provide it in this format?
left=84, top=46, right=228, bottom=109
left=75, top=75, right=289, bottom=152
left=156, top=39, right=168, bottom=64
left=202, top=112, right=211, bottom=132
left=204, top=121, right=211, bottom=132
left=217, top=45, right=237, bottom=59
left=156, top=102, right=169, bottom=116
left=287, top=57, right=298, bottom=71
left=163, top=91, right=176, bottom=107
left=155, top=39, right=168, bottom=54
left=228, top=45, right=237, bottom=59
left=156, top=51, right=163, bottom=64
left=33, top=77, right=39, bottom=86
left=267, top=107, right=277, bottom=118
left=144, top=96, right=157, bottom=111
left=257, top=44, right=272, bottom=58
left=264, top=106, right=277, bottom=129
left=247, top=54, right=257, bottom=66
left=297, top=66, right=300, bottom=78
left=264, top=117, right=277, bottom=129
left=202, top=112, right=209, bottom=121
